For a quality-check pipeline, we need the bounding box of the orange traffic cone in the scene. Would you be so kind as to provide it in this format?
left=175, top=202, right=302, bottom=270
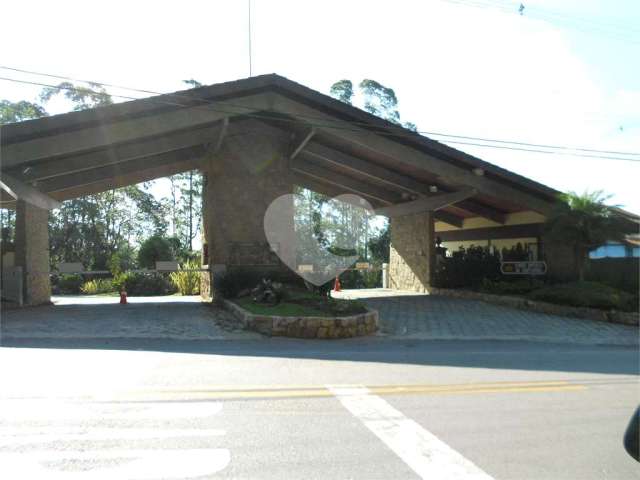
left=120, top=290, right=128, bottom=304
left=333, top=276, right=341, bottom=292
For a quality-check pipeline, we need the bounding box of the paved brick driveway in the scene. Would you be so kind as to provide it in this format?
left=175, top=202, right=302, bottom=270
left=0, top=296, right=259, bottom=341
left=334, top=289, right=639, bottom=346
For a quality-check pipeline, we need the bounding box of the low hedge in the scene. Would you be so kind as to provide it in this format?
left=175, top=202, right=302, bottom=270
left=113, top=272, right=176, bottom=296
left=80, top=278, right=116, bottom=295
left=586, top=257, right=639, bottom=294
left=529, top=281, right=638, bottom=312
left=56, top=274, right=84, bottom=294
left=480, top=278, right=545, bottom=296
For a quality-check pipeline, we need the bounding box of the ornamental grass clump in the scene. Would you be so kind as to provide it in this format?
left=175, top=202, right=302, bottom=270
left=169, top=260, right=201, bottom=295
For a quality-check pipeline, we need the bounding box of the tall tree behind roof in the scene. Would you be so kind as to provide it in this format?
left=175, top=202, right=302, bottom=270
left=0, top=100, right=47, bottom=124
left=329, top=80, right=354, bottom=105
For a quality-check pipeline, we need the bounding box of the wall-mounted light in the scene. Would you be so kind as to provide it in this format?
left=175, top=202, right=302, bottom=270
left=473, top=168, right=484, bottom=176
left=429, top=185, right=438, bottom=193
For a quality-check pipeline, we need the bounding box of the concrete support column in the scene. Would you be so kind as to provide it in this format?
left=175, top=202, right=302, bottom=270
left=388, top=211, right=435, bottom=293
left=14, top=200, right=51, bottom=305
left=201, top=124, right=295, bottom=300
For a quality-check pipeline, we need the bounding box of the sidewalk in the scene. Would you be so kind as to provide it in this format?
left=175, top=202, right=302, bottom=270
left=334, top=289, right=639, bottom=346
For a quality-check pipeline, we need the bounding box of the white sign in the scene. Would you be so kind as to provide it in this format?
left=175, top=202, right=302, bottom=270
left=57, top=262, right=84, bottom=273
left=501, top=261, right=547, bottom=275
left=155, top=261, right=180, bottom=271
left=297, top=264, right=314, bottom=273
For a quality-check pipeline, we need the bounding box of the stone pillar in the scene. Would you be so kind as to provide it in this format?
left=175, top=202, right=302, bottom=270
left=201, top=124, right=295, bottom=299
left=14, top=200, right=51, bottom=305
left=388, top=211, right=435, bottom=293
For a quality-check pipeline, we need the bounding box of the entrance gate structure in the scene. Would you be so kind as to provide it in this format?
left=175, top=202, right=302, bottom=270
left=1, top=74, right=582, bottom=305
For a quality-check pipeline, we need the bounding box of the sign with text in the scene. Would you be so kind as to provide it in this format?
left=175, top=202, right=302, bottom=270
left=500, top=261, right=547, bottom=275
left=355, top=262, right=370, bottom=270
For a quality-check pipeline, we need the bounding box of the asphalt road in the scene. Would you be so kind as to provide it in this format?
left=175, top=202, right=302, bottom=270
left=1, top=338, right=638, bottom=479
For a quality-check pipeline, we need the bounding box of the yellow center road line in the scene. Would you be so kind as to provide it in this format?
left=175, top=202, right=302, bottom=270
left=132, top=379, right=572, bottom=394
left=119, top=380, right=587, bottom=401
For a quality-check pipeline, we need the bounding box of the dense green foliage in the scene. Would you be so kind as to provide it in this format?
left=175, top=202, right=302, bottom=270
left=113, top=272, right=175, bottom=296
left=55, top=274, right=84, bottom=294
left=586, top=257, right=639, bottom=294
left=137, top=236, right=175, bottom=269
left=529, top=281, right=637, bottom=312
left=234, top=289, right=367, bottom=317
left=169, top=260, right=201, bottom=295
left=214, top=270, right=299, bottom=299
left=479, top=278, right=545, bottom=295
left=1, top=81, right=204, bottom=276
left=545, top=191, right=627, bottom=281
left=0, top=100, right=47, bottom=123
left=434, top=245, right=502, bottom=288
left=80, top=278, right=116, bottom=295
left=329, top=78, right=417, bottom=131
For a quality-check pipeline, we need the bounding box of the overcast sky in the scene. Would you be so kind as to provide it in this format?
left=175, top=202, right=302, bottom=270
left=2, top=0, right=638, bottom=212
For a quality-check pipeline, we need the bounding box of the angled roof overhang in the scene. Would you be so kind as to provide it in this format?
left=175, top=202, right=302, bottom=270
left=0, top=73, right=570, bottom=225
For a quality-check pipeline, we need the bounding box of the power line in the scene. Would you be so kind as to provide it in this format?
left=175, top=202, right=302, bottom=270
left=1, top=72, right=639, bottom=164
left=2, top=64, right=638, bottom=158
left=440, top=0, right=640, bottom=44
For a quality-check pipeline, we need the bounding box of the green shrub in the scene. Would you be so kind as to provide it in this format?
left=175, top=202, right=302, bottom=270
left=137, top=236, right=174, bottom=269
left=80, top=278, right=115, bottom=295
left=586, top=257, right=639, bottom=294
left=480, top=278, right=545, bottom=295
left=114, top=272, right=175, bottom=296
left=169, top=260, right=201, bottom=295
left=529, top=281, right=637, bottom=312
left=338, top=266, right=382, bottom=289
left=214, top=269, right=297, bottom=299
left=57, top=274, right=84, bottom=294
left=434, top=245, right=501, bottom=289
left=501, top=242, right=532, bottom=261
left=214, top=270, right=259, bottom=299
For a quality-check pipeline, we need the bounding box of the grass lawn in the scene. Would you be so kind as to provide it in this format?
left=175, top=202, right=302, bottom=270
left=233, top=288, right=367, bottom=317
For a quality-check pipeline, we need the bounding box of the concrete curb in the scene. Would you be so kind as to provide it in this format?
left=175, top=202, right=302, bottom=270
left=429, top=288, right=639, bottom=326
left=223, top=299, right=379, bottom=339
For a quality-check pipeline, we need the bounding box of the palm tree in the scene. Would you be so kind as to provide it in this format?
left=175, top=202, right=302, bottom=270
left=544, top=191, right=627, bottom=281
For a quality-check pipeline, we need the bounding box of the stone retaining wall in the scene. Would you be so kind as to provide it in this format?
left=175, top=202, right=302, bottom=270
left=223, top=300, right=379, bottom=338
left=429, top=287, right=639, bottom=326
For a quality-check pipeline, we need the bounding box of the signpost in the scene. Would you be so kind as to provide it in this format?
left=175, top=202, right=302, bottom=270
left=500, top=261, right=547, bottom=275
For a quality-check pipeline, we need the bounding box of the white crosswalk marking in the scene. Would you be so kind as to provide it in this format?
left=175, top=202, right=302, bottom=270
left=0, top=400, right=222, bottom=420
left=0, top=400, right=230, bottom=479
left=0, top=427, right=225, bottom=446
left=328, top=385, right=495, bottom=480
left=0, top=449, right=231, bottom=479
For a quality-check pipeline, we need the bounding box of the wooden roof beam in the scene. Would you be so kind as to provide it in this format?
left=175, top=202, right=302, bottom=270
left=374, top=189, right=476, bottom=217
left=38, top=145, right=206, bottom=195
left=303, top=141, right=430, bottom=195
left=271, top=93, right=553, bottom=215
left=1, top=93, right=270, bottom=167
left=292, top=156, right=400, bottom=204
left=7, top=123, right=224, bottom=182
left=0, top=172, right=61, bottom=210
left=433, top=210, right=464, bottom=228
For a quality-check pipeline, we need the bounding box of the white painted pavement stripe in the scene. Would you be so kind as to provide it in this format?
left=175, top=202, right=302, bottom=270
left=0, top=448, right=231, bottom=479
left=0, top=400, right=223, bottom=420
left=328, top=385, right=495, bottom=480
left=0, top=428, right=225, bottom=446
